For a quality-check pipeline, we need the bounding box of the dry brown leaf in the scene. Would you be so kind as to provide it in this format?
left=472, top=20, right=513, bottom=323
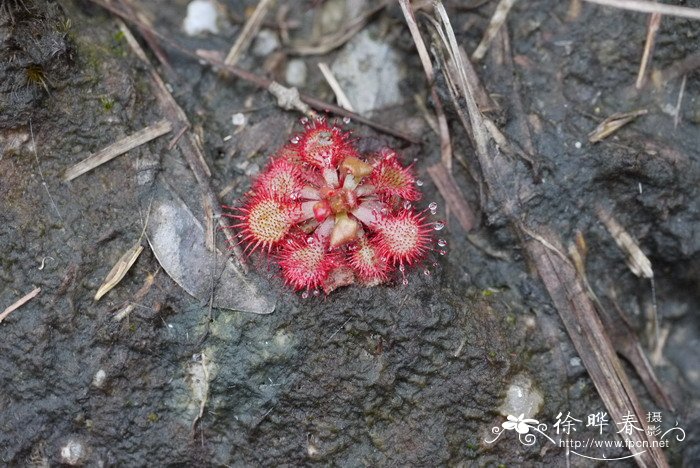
left=95, top=243, right=144, bottom=301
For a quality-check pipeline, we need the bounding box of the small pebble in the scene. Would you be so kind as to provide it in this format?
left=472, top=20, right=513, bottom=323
left=252, top=29, right=280, bottom=57
left=92, top=369, right=107, bottom=389
left=231, top=113, right=246, bottom=126
left=183, top=0, right=219, bottom=36
left=60, top=439, right=87, bottom=466
left=285, top=59, right=308, bottom=87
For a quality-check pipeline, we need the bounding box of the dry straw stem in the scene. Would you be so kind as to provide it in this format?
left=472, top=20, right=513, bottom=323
left=471, top=0, right=517, bottom=61
left=635, top=12, right=661, bottom=89
left=597, top=207, right=653, bottom=279
left=317, top=62, right=355, bottom=112
left=224, top=0, right=275, bottom=66
left=588, top=109, right=648, bottom=143
left=398, top=0, right=452, bottom=170
left=416, top=3, right=668, bottom=465
left=0, top=287, right=41, bottom=324
left=583, top=0, right=700, bottom=20
left=569, top=237, right=673, bottom=412
left=63, top=119, right=172, bottom=181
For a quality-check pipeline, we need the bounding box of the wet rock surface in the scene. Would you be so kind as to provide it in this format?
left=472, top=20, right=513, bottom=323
left=0, top=1, right=698, bottom=466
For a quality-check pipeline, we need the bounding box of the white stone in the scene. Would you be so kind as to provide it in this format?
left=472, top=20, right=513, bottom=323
left=231, top=113, right=246, bottom=126
left=499, top=373, right=544, bottom=418
left=183, top=0, right=219, bottom=36
left=331, top=30, right=405, bottom=115
left=92, top=369, right=107, bottom=388
left=60, top=439, right=86, bottom=466
left=253, top=29, right=280, bottom=57
left=285, top=59, right=307, bottom=87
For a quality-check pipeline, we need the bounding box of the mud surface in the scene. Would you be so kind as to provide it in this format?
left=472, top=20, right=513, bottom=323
left=0, top=0, right=698, bottom=466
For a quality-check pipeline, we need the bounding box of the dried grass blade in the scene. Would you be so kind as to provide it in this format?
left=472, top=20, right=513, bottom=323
left=472, top=0, right=518, bottom=61
left=635, top=12, right=661, bottom=89
left=0, top=287, right=41, bottom=324
left=95, top=242, right=144, bottom=301
left=588, top=109, right=647, bottom=143
left=63, top=119, right=172, bottom=181
left=583, top=0, right=700, bottom=20
left=224, top=0, right=275, bottom=66
left=597, top=207, right=653, bottom=279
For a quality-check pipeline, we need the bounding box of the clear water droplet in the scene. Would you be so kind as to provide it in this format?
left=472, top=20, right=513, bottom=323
left=437, top=238, right=447, bottom=247
left=433, top=221, right=445, bottom=231
left=432, top=261, right=439, bottom=267
left=290, top=191, right=299, bottom=200
left=301, top=291, right=309, bottom=299
left=403, top=200, right=412, bottom=210
left=307, top=236, right=315, bottom=244
left=290, top=136, right=300, bottom=144
left=438, top=249, right=447, bottom=256
left=380, top=207, right=389, bottom=215
left=237, top=233, right=243, bottom=238
left=416, top=179, right=424, bottom=187
left=428, top=202, right=438, bottom=214
left=423, top=269, right=431, bottom=276
left=313, top=289, right=320, bottom=297
left=342, top=116, right=351, bottom=124
left=398, top=264, right=405, bottom=273
left=402, top=278, right=409, bottom=286
left=300, top=117, right=309, bottom=125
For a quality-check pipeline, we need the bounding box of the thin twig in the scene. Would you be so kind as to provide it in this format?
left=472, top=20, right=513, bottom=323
left=399, top=0, right=451, bottom=166
left=471, top=0, right=517, bottom=61
left=583, top=0, right=700, bottom=20
left=224, top=0, right=275, bottom=66
left=117, top=20, right=249, bottom=273
left=635, top=12, right=661, bottom=89
left=0, top=287, right=41, bottom=324
left=63, top=119, right=173, bottom=181
left=317, top=62, right=355, bottom=112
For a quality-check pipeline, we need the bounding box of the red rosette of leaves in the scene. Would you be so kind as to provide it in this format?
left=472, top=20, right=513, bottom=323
left=224, top=119, right=439, bottom=295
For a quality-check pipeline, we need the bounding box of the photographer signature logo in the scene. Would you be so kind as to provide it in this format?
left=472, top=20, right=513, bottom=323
left=485, top=411, right=685, bottom=461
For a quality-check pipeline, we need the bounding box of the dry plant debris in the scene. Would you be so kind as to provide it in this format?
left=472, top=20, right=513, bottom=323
left=0, top=287, right=41, bottom=324
left=588, top=109, right=648, bottom=144
left=94, top=243, right=144, bottom=301
left=399, top=1, right=672, bottom=465
left=63, top=119, right=173, bottom=181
